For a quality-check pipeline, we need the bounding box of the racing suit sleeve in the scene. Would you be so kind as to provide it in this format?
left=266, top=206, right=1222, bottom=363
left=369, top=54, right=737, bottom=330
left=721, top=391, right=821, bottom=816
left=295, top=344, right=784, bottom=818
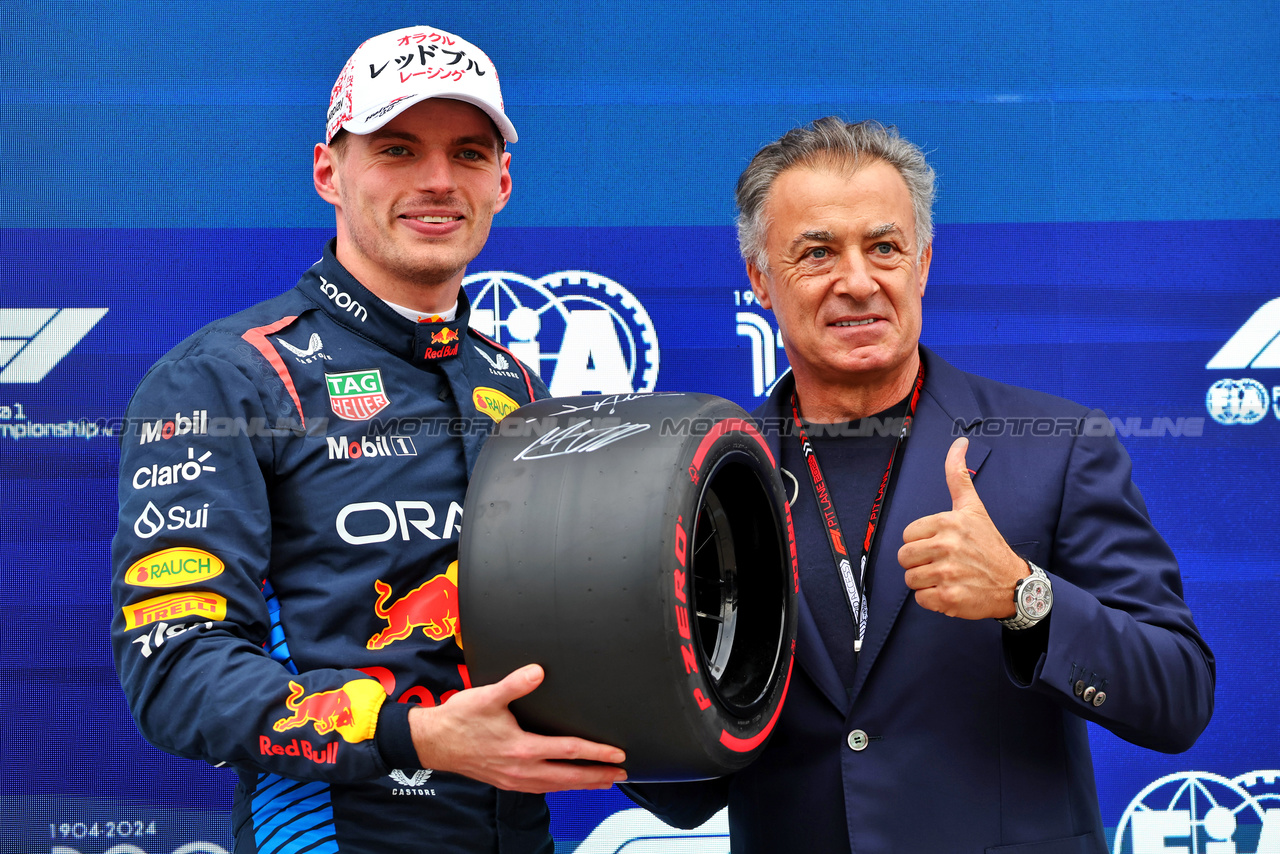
left=111, top=349, right=393, bottom=781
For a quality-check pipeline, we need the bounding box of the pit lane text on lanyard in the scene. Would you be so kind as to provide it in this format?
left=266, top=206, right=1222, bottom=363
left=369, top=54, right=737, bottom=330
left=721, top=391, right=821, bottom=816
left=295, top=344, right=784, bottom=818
left=790, top=361, right=925, bottom=653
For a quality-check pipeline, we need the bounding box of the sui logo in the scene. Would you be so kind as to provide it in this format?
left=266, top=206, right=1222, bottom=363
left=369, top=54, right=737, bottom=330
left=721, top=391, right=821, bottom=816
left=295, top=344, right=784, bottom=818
left=1112, top=769, right=1280, bottom=853
left=1206, top=297, right=1280, bottom=426
left=464, top=271, right=659, bottom=395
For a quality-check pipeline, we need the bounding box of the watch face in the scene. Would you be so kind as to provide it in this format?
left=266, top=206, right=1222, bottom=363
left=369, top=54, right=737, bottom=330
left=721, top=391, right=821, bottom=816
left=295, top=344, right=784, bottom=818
left=1019, top=576, right=1052, bottom=620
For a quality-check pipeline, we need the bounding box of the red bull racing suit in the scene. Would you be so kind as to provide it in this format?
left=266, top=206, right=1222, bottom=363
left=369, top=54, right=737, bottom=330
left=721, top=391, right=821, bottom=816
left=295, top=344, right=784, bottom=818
left=111, top=241, right=552, bottom=854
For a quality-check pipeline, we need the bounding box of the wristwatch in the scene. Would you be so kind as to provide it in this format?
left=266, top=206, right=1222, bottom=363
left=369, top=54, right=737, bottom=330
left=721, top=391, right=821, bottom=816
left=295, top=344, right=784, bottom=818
left=998, top=559, right=1053, bottom=630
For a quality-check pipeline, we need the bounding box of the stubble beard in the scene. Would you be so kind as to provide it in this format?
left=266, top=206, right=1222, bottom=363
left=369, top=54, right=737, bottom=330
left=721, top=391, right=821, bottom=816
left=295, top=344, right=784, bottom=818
left=344, top=190, right=489, bottom=291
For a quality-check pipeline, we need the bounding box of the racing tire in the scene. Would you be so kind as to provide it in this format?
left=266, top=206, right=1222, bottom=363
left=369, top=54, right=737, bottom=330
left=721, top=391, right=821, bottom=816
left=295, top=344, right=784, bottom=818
left=459, top=393, right=798, bottom=781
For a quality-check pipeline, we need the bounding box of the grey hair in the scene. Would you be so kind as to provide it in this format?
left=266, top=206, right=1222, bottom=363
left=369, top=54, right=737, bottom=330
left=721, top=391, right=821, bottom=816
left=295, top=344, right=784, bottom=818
left=735, top=118, right=936, bottom=272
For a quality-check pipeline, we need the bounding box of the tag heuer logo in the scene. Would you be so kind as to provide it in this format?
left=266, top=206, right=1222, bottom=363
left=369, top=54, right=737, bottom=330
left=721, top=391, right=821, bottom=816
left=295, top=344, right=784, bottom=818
left=325, top=369, right=390, bottom=421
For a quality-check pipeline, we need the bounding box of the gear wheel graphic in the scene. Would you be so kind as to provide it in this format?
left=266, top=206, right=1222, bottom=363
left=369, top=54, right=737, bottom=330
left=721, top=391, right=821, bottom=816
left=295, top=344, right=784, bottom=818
left=464, top=270, right=660, bottom=393
left=1113, top=770, right=1269, bottom=854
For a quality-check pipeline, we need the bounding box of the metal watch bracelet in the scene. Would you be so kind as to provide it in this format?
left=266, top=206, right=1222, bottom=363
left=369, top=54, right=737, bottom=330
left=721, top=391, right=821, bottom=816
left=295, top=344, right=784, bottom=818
left=998, top=559, right=1051, bottom=631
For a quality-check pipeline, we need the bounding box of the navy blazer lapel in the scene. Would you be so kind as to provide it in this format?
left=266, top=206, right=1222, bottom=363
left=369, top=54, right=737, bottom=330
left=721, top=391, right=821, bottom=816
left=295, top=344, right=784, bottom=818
left=755, top=374, right=849, bottom=712
left=848, top=348, right=991, bottom=702
left=795, top=582, right=851, bottom=710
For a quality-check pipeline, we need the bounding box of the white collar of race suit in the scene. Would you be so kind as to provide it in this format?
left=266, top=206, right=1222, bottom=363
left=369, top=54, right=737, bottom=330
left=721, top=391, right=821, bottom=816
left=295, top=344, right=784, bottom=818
left=381, top=297, right=459, bottom=324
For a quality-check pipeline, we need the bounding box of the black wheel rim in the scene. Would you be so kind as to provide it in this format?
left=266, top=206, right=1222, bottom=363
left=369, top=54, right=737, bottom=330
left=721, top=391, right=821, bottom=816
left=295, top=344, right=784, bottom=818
left=689, top=449, right=788, bottom=718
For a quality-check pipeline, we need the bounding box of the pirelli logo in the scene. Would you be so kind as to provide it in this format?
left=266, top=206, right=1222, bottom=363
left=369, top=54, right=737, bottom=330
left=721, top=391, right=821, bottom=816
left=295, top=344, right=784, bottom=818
left=123, top=591, right=227, bottom=630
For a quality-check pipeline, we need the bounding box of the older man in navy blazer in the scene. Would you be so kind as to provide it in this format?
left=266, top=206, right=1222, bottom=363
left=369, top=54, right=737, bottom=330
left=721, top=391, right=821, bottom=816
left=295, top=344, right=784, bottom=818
left=625, top=118, right=1214, bottom=853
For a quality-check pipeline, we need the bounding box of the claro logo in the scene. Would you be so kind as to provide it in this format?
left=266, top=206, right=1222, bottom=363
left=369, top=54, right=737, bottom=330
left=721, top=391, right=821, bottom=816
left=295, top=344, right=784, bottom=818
left=132, top=447, right=217, bottom=489
left=0, top=308, right=108, bottom=383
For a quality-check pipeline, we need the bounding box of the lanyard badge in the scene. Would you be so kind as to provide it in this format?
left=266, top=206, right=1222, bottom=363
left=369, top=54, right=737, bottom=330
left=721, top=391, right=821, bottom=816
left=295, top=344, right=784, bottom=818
left=790, top=362, right=925, bottom=653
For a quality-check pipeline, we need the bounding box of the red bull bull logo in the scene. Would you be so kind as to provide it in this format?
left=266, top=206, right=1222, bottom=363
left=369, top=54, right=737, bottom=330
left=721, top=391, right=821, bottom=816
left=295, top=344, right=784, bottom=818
left=431, top=327, right=460, bottom=345
left=367, top=561, right=462, bottom=650
left=271, top=678, right=384, bottom=742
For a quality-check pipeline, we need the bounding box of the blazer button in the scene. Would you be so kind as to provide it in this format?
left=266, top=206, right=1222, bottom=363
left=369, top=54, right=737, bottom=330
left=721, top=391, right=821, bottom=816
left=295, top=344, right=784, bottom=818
left=847, top=729, right=869, bottom=752
left=1082, top=686, right=1096, bottom=703
left=1074, top=680, right=1085, bottom=696
left=1092, top=691, right=1107, bottom=707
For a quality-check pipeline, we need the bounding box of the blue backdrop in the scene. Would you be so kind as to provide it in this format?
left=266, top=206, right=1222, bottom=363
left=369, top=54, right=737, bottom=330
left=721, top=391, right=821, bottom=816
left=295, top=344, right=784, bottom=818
left=2, top=3, right=1278, bottom=852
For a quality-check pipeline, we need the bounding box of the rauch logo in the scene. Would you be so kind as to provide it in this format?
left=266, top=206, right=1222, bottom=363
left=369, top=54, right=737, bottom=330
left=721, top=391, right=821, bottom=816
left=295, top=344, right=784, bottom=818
left=126, top=546, right=224, bottom=587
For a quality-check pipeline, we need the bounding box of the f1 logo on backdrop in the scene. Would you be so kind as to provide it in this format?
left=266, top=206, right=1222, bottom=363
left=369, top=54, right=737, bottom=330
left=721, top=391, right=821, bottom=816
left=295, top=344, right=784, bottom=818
left=1205, top=297, right=1280, bottom=425
left=464, top=271, right=659, bottom=395
left=0, top=308, right=108, bottom=383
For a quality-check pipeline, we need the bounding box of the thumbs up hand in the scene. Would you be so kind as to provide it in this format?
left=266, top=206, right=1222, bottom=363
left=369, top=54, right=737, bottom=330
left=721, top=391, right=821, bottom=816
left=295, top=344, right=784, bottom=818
left=899, top=437, right=1028, bottom=620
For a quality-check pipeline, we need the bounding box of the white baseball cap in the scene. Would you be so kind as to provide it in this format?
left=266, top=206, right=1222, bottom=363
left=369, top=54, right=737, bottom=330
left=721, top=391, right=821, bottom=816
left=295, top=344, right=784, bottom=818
left=326, top=25, right=517, bottom=144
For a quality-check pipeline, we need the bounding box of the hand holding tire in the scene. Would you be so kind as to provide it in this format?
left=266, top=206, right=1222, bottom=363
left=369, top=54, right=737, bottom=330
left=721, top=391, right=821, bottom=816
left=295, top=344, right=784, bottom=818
left=460, top=393, right=798, bottom=781
left=407, top=663, right=628, bottom=793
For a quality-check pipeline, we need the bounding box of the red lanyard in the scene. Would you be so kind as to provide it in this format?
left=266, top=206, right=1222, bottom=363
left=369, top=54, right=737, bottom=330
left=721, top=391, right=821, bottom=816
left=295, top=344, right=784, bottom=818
left=790, top=361, right=925, bottom=653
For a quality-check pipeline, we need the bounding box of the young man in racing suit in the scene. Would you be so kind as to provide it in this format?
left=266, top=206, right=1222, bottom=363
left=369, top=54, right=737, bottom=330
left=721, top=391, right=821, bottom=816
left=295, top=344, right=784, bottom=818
left=111, top=26, right=626, bottom=854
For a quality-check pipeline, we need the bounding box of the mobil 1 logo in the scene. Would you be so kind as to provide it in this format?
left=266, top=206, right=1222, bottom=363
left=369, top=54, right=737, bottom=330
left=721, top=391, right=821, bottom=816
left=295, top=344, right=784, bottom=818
left=327, top=434, right=417, bottom=461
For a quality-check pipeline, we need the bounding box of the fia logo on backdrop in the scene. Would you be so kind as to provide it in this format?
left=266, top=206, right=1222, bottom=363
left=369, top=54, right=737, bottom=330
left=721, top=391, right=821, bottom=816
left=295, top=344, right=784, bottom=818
left=1112, top=768, right=1280, bottom=853
left=465, top=271, right=659, bottom=395
left=1206, top=297, right=1280, bottom=426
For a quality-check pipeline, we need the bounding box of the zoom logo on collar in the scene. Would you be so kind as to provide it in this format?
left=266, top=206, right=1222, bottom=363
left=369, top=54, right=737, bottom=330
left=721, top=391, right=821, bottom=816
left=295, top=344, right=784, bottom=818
left=416, top=323, right=462, bottom=361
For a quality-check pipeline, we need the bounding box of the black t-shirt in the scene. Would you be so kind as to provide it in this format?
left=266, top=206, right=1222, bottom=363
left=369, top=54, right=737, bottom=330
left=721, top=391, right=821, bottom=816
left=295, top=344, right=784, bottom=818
left=779, top=395, right=910, bottom=692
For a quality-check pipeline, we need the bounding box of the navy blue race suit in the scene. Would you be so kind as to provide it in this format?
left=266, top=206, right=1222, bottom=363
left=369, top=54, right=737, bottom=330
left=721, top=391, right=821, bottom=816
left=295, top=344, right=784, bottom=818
left=111, top=241, right=552, bottom=854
